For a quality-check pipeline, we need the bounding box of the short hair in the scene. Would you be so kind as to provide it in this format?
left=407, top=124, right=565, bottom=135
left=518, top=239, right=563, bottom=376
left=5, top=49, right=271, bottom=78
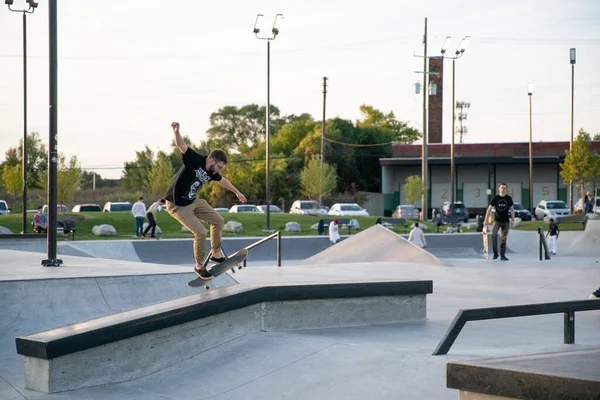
left=159, top=198, right=166, bottom=203
left=139, top=197, right=144, bottom=201
left=38, top=206, right=43, bottom=210
left=414, top=222, right=419, bottom=227
left=499, top=183, right=507, bottom=188
left=209, top=149, right=228, bottom=164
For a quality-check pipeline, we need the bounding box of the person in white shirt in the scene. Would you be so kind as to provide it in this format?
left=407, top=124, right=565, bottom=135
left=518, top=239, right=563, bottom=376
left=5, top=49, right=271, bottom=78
left=132, top=197, right=147, bottom=238
left=143, top=199, right=166, bottom=238
left=408, top=222, right=427, bottom=248
left=329, top=218, right=340, bottom=245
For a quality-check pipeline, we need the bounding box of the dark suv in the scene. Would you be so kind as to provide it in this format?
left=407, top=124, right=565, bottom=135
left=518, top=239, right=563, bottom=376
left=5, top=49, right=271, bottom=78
left=441, top=201, right=469, bottom=223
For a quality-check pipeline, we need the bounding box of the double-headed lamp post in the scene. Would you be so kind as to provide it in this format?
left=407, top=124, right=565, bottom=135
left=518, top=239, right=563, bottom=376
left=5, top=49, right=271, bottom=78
left=5, top=0, right=38, bottom=233
left=528, top=82, right=534, bottom=213
left=440, top=36, right=470, bottom=219
left=254, top=13, right=283, bottom=232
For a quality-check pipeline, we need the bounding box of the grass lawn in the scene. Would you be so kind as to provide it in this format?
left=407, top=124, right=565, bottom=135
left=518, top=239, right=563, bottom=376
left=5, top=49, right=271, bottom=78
left=0, top=212, right=427, bottom=241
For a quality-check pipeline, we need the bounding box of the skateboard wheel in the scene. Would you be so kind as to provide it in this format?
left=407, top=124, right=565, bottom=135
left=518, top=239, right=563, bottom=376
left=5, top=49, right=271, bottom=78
left=204, top=285, right=210, bottom=290
left=238, top=265, right=242, bottom=270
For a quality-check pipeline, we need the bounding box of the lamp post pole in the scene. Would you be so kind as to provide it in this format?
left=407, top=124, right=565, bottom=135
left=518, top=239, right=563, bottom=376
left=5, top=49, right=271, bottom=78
left=6, top=0, right=38, bottom=233
left=254, top=14, right=283, bottom=232
left=569, top=48, right=576, bottom=211
left=528, top=83, right=534, bottom=213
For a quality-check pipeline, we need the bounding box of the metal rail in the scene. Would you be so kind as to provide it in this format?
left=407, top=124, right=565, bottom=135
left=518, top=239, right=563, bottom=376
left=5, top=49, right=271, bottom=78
left=243, top=231, right=281, bottom=267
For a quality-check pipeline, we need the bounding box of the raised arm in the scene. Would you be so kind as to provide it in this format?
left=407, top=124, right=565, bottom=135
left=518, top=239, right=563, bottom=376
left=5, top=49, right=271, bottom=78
left=171, top=122, right=188, bottom=154
left=217, top=177, right=247, bottom=203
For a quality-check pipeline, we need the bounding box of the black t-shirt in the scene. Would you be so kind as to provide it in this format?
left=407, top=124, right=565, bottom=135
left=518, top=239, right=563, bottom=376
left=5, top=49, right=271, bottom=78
left=164, top=148, right=222, bottom=206
left=490, top=194, right=514, bottom=222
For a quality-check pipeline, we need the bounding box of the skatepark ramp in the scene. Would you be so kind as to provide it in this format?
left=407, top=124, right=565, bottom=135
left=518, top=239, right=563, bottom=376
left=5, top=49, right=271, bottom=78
left=16, top=280, right=432, bottom=393
left=300, top=224, right=446, bottom=266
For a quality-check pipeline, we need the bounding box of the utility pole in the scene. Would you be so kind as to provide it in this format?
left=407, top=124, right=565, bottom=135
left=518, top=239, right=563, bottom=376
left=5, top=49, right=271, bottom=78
left=321, top=77, right=327, bottom=167
left=456, top=101, right=470, bottom=143
left=421, top=18, right=428, bottom=221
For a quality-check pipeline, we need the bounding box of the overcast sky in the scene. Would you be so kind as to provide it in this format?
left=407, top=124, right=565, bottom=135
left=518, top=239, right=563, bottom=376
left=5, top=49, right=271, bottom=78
left=1, top=0, right=599, bottom=179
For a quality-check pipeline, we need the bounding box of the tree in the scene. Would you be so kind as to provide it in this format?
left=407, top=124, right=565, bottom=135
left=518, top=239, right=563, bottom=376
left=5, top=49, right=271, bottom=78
left=3, top=132, right=48, bottom=188
left=593, top=133, right=600, bottom=141
left=357, top=104, right=421, bottom=144
left=122, top=146, right=154, bottom=190
left=299, top=156, right=337, bottom=201
left=2, top=164, right=22, bottom=210
left=39, top=154, right=82, bottom=208
left=560, top=129, right=600, bottom=207
left=404, top=175, right=425, bottom=206
left=146, top=153, right=175, bottom=196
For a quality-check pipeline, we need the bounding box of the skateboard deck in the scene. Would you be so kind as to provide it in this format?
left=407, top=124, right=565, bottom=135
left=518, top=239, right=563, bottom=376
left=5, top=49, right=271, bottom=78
left=188, top=248, right=248, bottom=289
left=481, top=226, right=489, bottom=259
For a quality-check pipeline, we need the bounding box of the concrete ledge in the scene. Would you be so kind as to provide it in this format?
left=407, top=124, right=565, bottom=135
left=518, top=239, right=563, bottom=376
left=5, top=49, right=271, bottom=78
left=17, top=280, right=432, bottom=393
left=447, top=349, right=600, bottom=400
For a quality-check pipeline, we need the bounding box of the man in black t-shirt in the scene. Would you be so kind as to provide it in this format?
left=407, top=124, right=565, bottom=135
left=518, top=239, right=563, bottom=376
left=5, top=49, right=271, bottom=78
left=483, top=183, right=515, bottom=261
left=165, top=122, right=247, bottom=281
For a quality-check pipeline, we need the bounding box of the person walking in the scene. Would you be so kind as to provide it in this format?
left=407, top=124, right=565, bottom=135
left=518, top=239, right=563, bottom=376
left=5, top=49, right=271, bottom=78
left=132, top=197, right=146, bottom=238
left=142, top=199, right=166, bottom=238
left=166, top=122, right=246, bottom=281
left=329, top=218, right=340, bottom=245
left=547, top=218, right=560, bottom=255
left=483, top=183, right=515, bottom=261
left=32, top=206, right=47, bottom=233
left=408, top=222, right=427, bottom=248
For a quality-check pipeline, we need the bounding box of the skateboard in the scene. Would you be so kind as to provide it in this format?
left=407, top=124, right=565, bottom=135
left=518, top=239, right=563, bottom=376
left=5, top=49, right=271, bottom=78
left=481, top=226, right=489, bottom=259
left=188, top=248, right=248, bottom=289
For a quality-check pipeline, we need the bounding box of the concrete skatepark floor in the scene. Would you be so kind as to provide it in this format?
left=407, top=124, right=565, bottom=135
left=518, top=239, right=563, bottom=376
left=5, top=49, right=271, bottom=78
left=1, top=224, right=599, bottom=399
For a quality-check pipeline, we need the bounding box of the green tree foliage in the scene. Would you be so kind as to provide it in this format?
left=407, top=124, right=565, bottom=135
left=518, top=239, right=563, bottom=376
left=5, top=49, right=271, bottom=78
left=357, top=104, right=420, bottom=144
left=122, top=146, right=154, bottom=190
left=39, top=154, right=82, bottom=207
left=2, top=163, right=23, bottom=208
left=593, top=133, right=600, bottom=141
left=404, top=175, right=425, bottom=205
left=560, top=129, right=600, bottom=206
left=80, top=170, right=120, bottom=190
left=299, top=156, right=337, bottom=201
left=146, top=153, right=175, bottom=196
left=3, top=132, right=48, bottom=188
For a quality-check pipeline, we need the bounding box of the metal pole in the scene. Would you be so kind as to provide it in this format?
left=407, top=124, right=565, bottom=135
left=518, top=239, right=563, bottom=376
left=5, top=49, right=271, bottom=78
left=22, top=11, right=28, bottom=233
left=265, top=40, right=271, bottom=231
left=569, top=62, right=575, bottom=211
left=43, top=0, right=61, bottom=267
left=529, top=93, right=533, bottom=214
left=450, top=58, right=455, bottom=219
left=321, top=77, right=327, bottom=167
left=276, top=231, right=281, bottom=267
left=421, top=17, right=428, bottom=221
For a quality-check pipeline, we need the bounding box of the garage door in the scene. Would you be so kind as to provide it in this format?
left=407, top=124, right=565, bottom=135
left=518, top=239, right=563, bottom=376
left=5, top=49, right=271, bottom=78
left=431, top=183, right=451, bottom=210
left=532, top=182, right=556, bottom=206
left=462, top=183, right=488, bottom=208
left=504, top=182, right=522, bottom=204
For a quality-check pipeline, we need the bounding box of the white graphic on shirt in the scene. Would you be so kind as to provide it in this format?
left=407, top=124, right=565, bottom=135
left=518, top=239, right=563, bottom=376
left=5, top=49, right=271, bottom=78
left=496, top=198, right=509, bottom=212
left=183, top=167, right=212, bottom=200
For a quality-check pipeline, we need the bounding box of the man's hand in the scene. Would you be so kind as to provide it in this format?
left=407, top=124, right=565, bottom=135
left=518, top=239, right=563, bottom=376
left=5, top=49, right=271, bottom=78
left=237, top=193, right=247, bottom=203
left=171, top=122, right=180, bottom=134
left=511, top=219, right=515, bottom=227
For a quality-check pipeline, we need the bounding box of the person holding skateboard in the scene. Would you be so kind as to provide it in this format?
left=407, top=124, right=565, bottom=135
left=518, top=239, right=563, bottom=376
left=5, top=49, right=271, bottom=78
left=166, top=122, right=247, bottom=281
left=142, top=198, right=166, bottom=239
left=483, top=183, right=515, bottom=261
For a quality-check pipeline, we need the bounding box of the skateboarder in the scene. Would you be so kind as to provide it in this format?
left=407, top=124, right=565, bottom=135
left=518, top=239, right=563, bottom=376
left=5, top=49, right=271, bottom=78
left=329, top=218, right=340, bottom=245
left=408, top=222, right=426, bottom=248
left=32, top=206, right=47, bottom=233
left=547, top=218, right=560, bottom=255
left=165, top=122, right=247, bottom=281
left=132, top=197, right=146, bottom=238
left=483, top=183, right=515, bottom=261
left=142, top=198, right=166, bottom=238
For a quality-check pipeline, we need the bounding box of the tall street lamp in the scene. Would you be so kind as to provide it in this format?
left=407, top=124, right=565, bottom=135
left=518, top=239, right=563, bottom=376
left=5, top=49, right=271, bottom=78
left=441, top=36, right=470, bottom=219
left=569, top=48, right=576, bottom=211
left=527, top=82, right=534, bottom=213
left=5, top=0, right=38, bottom=233
left=253, top=14, right=282, bottom=232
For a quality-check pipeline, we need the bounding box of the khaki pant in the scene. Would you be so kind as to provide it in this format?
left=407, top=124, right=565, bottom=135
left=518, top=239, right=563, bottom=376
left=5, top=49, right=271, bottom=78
left=492, top=220, right=510, bottom=256
left=166, top=199, right=224, bottom=265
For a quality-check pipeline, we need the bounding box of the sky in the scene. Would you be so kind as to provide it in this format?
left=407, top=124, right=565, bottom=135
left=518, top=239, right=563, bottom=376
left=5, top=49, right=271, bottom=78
left=0, top=0, right=599, bottom=179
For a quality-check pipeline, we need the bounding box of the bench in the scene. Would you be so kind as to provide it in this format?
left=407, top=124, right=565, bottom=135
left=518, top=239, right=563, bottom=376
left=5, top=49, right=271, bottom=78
left=319, top=218, right=353, bottom=234
left=555, top=213, right=587, bottom=229
left=16, top=280, right=433, bottom=393
left=431, top=215, right=462, bottom=233
left=57, top=220, right=76, bottom=240
left=376, top=217, right=409, bottom=233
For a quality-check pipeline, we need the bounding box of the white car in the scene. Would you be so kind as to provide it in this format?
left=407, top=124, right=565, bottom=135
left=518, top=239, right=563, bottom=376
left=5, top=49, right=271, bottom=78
left=534, top=200, right=570, bottom=220
left=72, top=204, right=102, bottom=212
left=392, top=205, right=419, bottom=219
left=42, top=204, right=70, bottom=214
left=328, top=203, right=369, bottom=217
left=257, top=205, right=283, bottom=214
left=229, top=204, right=261, bottom=213
left=103, top=201, right=132, bottom=212
left=0, top=200, right=10, bottom=215
left=289, top=200, right=328, bottom=215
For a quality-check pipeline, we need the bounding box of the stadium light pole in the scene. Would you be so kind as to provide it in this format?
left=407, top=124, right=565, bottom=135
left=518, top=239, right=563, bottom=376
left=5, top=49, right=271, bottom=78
left=569, top=48, right=576, bottom=212
left=5, top=0, right=38, bottom=233
left=528, top=82, right=534, bottom=213
left=254, top=13, right=283, bottom=232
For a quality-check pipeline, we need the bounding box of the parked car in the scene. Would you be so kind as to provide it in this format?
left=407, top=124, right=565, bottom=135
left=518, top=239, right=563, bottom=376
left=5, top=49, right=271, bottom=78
left=441, top=201, right=469, bottom=223
left=103, top=201, right=132, bottom=212
left=534, top=200, right=570, bottom=220
left=257, top=205, right=283, bottom=214
left=0, top=200, right=10, bottom=215
left=213, top=207, right=229, bottom=213
left=42, top=204, right=70, bottom=214
left=511, top=203, right=532, bottom=221
left=392, top=204, right=419, bottom=219
left=229, top=204, right=261, bottom=213
left=328, top=203, right=369, bottom=217
left=72, top=204, right=102, bottom=212
left=289, top=200, right=328, bottom=215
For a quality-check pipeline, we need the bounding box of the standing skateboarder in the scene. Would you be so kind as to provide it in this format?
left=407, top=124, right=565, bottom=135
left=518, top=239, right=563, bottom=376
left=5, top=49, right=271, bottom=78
left=165, top=122, right=247, bottom=281
left=483, top=183, right=515, bottom=261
